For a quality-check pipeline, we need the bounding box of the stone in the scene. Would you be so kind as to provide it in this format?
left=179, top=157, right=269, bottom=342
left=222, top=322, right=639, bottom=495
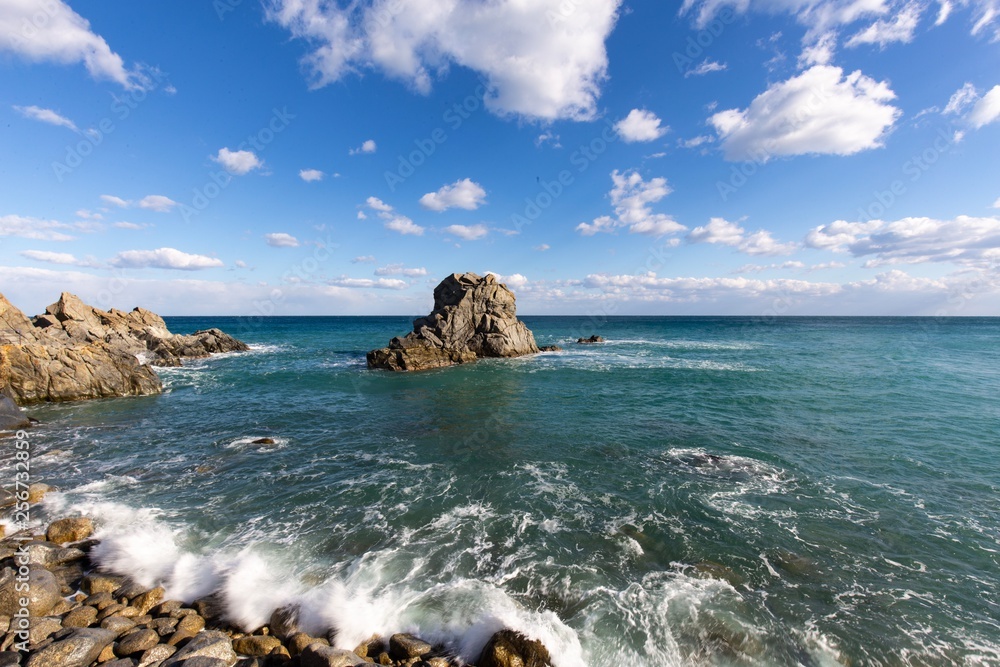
left=298, top=645, right=367, bottom=667
left=367, top=273, right=539, bottom=372
left=46, top=517, right=94, bottom=544
left=0, top=652, right=21, bottom=667
left=27, top=483, right=51, bottom=504
left=112, top=580, right=150, bottom=600
left=23, top=541, right=85, bottom=567
left=149, top=617, right=178, bottom=636
left=100, top=616, right=138, bottom=638
left=175, top=612, right=206, bottom=635
left=116, top=628, right=160, bottom=656
left=0, top=566, right=61, bottom=617
left=267, top=605, right=299, bottom=640
left=24, top=627, right=115, bottom=667
left=477, top=630, right=553, bottom=667
left=193, top=593, right=227, bottom=626
left=286, top=633, right=328, bottom=656
left=63, top=605, right=99, bottom=628
left=576, top=335, right=604, bottom=344
left=85, top=592, right=116, bottom=609
left=233, top=635, right=284, bottom=656
left=0, top=392, right=28, bottom=431
left=25, top=616, right=63, bottom=647
left=139, top=643, right=177, bottom=666
left=389, top=634, right=432, bottom=660
left=83, top=574, right=127, bottom=595
left=105, top=660, right=138, bottom=667
left=251, top=438, right=275, bottom=445
left=98, top=603, right=127, bottom=621
left=161, top=631, right=237, bottom=667
left=152, top=600, right=183, bottom=616
left=538, top=345, right=562, bottom=352
left=130, top=587, right=165, bottom=615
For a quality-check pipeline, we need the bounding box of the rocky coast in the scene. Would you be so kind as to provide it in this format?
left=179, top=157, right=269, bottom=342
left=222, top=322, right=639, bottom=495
left=0, top=505, right=554, bottom=667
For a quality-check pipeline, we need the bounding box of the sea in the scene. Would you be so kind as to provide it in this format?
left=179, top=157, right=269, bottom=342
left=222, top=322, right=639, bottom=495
left=8, top=316, right=1000, bottom=666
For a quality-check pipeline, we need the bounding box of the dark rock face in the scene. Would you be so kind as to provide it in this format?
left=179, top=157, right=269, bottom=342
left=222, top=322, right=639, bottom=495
left=0, top=292, right=248, bottom=405
left=477, top=629, right=553, bottom=667
left=577, top=335, right=604, bottom=344
left=367, top=273, right=539, bottom=371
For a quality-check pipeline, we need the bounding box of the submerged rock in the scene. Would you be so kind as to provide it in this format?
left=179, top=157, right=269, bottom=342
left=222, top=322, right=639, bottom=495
left=0, top=292, right=248, bottom=405
left=368, top=273, right=539, bottom=371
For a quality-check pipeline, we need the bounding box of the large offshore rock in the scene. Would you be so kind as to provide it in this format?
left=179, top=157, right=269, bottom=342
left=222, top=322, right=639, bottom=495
left=0, top=292, right=248, bottom=405
left=367, top=272, right=539, bottom=371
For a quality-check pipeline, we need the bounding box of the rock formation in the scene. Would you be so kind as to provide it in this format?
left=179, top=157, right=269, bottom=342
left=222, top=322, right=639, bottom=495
left=577, top=335, right=604, bottom=344
left=367, top=273, right=539, bottom=371
left=0, top=292, right=248, bottom=407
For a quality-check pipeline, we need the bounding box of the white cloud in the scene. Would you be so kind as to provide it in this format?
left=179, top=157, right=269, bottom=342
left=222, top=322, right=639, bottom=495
left=733, top=261, right=807, bottom=273
left=265, top=233, right=300, bottom=248
left=13, top=105, right=78, bottom=131
left=0, top=0, right=138, bottom=87
left=710, top=66, right=900, bottom=161
left=487, top=272, right=529, bottom=289
left=375, top=264, right=427, bottom=277
left=137, top=195, right=177, bottom=212
left=806, top=215, right=1000, bottom=267
left=364, top=197, right=426, bottom=236
left=0, top=214, right=74, bottom=241
left=300, top=169, right=325, bottom=182
left=534, top=244, right=551, bottom=251
left=349, top=140, right=377, bottom=155
left=267, top=0, right=621, bottom=121
left=576, top=170, right=686, bottom=237
left=536, top=131, right=561, bottom=148
left=846, top=3, right=922, bottom=47
left=19, top=250, right=98, bottom=267
left=442, top=224, right=489, bottom=241
left=113, top=222, right=148, bottom=230
left=101, top=194, right=129, bottom=208
left=234, top=260, right=248, bottom=268
left=679, top=135, right=715, bottom=149
left=798, top=31, right=837, bottom=67
left=352, top=255, right=376, bottom=263
left=685, top=60, right=727, bottom=77
left=419, top=179, right=487, bottom=211
left=968, top=85, right=1000, bottom=129
left=328, top=276, right=409, bottom=290
left=688, top=217, right=799, bottom=255
left=110, top=248, right=224, bottom=271
left=213, top=148, right=262, bottom=175
left=993, top=197, right=1000, bottom=209
left=583, top=271, right=842, bottom=300
left=944, top=82, right=978, bottom=115
left=76, top=209, right=103, bottom=220
left=615, top=109, right=668, bottom=143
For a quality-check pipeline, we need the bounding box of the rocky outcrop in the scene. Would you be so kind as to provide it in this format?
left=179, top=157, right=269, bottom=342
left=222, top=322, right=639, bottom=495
left=367, top=273, right=539, bottom=371
left=477, top=630, right=553, bottom=667
left=577, top=335, right=604, bottom=344
left=0, top=292, right=249, bottom=405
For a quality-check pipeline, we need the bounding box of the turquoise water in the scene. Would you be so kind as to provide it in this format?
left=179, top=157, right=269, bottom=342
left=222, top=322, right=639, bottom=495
left=11, top=317, right=1000, bottom=666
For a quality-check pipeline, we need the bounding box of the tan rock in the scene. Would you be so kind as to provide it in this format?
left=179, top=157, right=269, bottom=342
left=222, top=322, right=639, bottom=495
left=47, top=517, right=94, bottom=544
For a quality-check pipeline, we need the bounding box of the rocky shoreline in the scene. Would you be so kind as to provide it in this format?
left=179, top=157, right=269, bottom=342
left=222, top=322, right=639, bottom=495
left=0, top=500, right=555, bottom=667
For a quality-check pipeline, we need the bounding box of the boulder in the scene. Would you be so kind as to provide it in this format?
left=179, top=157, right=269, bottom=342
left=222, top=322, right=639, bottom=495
left=0, top=392, right=27, bottom=431
left=268, top=605, right=300, bottom=640
left=367, top=273, right=539, bottom=371
left=299, top=644, right=367, bottom=667
left=576, top=335, right=604, bottom=344
left=115, top=628, right=160, bottom=657
left=388, top=633, right=432, bottom=660
left=0, top=566, right=62, bottom=617
left=46, top=517, right=94, bottom=545
left=477, top=630, right=553, bottom=667
left=24, top=627, right=115, bottom=667
left=161, top=630, right=237, bottom=667
left=233, top=635, right=283, bottom=656
left=538, top=345, right=562, bottom=352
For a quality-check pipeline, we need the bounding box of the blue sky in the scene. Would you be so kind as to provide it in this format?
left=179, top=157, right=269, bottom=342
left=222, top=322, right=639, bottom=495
left=1, top=0, right=998, bottom=316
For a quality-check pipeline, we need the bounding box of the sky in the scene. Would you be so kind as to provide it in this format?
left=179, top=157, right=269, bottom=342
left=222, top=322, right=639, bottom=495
left=1, top=0, right=999, bottom=316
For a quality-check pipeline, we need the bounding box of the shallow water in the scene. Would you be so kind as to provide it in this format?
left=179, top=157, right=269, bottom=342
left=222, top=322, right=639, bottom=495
left=9, top=316, right=1000, bottom=665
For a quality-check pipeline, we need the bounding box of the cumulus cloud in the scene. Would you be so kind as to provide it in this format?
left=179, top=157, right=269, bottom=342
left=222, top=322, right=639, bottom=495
left=419, top=179, right=487, bottom=211
left=615, top=109, right=669, bottom=143
left=806, top=215, right=1000, bottom=267
left=101, top=195, right=129, bottom=208
left=846, top=3, right=922, bottom=47
left=363, top=197, right=425, bottom=236
left=442, top=224, right=489, bottom=241
left=576, top=170, right=686, bottom=237
left=375, top=264, right=427, bottom=277
left=299, top=169, right=324, bottom=182
left=137, top=195, right=177, bottom=212
left=968, top=85, right=1000, bottom=129
left=0, top=214, right=74, bottom=241
left=688, top=217, right=799, bottom=255
left=0, top=1, right=139, bottom=87
left=110, top=248, right=224, bottom=270
left=19, top=250, right=99, bottom=267
left=328, top=276, right=409, bottom=290
left=267, top=0, right=621, bottom=121
left=350, top=139, right=377, bottom=155
left=213, top=148, right=262, bottom=175
left=487, top=272, right=529, bottom=289
left=13, top=105, right=78, bottom=132
left=709, top=65, right=900, bottom=161
left=265, top=233, right=300, bottom=248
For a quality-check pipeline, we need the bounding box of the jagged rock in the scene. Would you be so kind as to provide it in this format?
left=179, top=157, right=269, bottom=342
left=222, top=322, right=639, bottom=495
left=538, top=345, right=562, bottom=352
left=477, top=630, right=553, bottom=667
left=299, top=644, right=367, bottom=667
left=0, top=292, right=248, bottom=405
left=161, top=630, right=237, bottom=667
left=24, top=627, right=115, bottom=667
left=46, top=517, right=94, bottom=545
left=367, top=273, right=539, bottom=371
left=577, top=335, right=604, bottom=344
left=388, top=633, right=432, bottom=660
left=0, top=391, right=27, bottom=431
